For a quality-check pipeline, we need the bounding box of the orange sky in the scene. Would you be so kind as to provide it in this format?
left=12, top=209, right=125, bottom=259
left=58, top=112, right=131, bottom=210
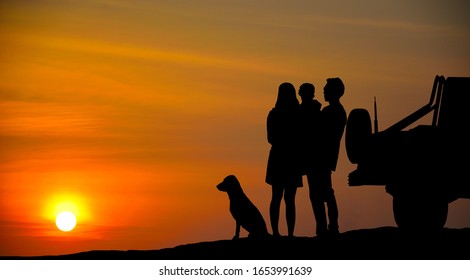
left=1, top=0, right=469, bottom=256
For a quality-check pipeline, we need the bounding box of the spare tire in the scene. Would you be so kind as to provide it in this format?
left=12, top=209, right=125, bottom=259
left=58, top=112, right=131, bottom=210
left=346, top=108, right=372, bottom=164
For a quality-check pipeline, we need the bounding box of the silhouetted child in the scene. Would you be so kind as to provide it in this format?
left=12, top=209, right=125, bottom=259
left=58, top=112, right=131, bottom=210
left=298, top=82, right=322, bottom=175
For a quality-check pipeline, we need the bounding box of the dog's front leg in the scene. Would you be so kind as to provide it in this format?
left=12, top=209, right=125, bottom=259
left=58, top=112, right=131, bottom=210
left=233, top=221, right=240, bottom=240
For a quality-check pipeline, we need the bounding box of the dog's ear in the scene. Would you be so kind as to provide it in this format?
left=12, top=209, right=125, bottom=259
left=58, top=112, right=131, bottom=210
left=224, top=175, right=237, bottom=185
left=225, top=175, right=243, bottom=192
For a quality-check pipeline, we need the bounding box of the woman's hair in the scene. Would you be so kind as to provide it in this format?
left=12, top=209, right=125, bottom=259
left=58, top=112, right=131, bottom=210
left=275, top=82, right=299, bottom=110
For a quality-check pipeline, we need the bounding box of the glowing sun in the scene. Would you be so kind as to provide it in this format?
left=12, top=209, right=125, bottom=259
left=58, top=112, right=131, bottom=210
left=55, top=211, right=77, bottom=232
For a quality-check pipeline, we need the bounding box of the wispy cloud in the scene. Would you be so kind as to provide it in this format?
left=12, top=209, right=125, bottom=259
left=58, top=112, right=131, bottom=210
left=10, top=33, right=289, bottom=77
left=307, top=15, right=468, bottom=38
left=0, top=102, right=105, bottom=137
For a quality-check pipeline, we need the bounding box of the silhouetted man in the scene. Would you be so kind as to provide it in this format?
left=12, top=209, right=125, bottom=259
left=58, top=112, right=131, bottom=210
left=309, top=77, right=347, bottom=237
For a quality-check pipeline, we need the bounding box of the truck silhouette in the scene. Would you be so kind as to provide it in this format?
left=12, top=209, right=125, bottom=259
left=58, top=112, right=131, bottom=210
left=345, top=75, right=470, bottom=231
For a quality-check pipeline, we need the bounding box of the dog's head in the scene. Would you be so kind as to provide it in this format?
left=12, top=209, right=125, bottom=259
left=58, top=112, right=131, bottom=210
left=216, top=175, right=243, bottom=193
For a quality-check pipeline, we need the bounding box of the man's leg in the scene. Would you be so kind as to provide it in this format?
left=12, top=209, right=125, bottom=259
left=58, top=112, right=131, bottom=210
left=324, top=172, right=339, bottom=235
left=307, top=172, right=328, bottom=237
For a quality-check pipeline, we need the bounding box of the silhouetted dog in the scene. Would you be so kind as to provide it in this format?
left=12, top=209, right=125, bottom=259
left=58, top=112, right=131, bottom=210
left=217, top=175, right=270, bottom=239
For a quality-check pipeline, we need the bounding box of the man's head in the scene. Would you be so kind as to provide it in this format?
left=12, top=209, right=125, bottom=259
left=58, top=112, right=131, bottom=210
left=323, top=77, right=344, bottom=102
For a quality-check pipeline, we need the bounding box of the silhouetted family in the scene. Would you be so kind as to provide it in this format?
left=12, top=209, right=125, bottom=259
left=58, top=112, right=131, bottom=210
left=217, top=77, right=346, bottom=239
left=266, top=78, right=346, bottom=238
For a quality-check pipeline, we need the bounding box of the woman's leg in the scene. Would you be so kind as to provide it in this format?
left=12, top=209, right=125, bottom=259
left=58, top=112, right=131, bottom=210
left=284, top=186, right=298, bottom=237
left=270, top=186, right=284, bottom=237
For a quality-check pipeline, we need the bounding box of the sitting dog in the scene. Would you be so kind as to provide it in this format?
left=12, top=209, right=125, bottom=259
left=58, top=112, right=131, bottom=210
left=216, top=175, right=269, bottom=239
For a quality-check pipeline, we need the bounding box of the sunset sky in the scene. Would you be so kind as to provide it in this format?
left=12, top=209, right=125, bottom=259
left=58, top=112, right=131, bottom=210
left=1, top=0, right=469, bottom=256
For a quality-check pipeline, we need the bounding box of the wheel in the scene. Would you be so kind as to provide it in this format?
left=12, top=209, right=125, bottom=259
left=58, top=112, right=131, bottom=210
left=345, top=108, right=373, bottom=164
left=393, top=196, right=448, bottom=232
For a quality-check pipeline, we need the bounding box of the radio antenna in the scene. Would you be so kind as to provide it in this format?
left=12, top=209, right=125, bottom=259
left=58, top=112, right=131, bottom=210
left=374, top=96, right=378, bottom=134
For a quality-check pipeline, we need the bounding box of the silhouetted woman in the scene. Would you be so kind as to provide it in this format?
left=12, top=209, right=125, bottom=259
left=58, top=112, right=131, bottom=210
left=265, top=82, right=303, bottom=238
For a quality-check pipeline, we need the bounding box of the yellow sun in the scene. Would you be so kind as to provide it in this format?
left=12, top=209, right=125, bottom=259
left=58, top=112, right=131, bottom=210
left=55, top=211, right=77, bottom=232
